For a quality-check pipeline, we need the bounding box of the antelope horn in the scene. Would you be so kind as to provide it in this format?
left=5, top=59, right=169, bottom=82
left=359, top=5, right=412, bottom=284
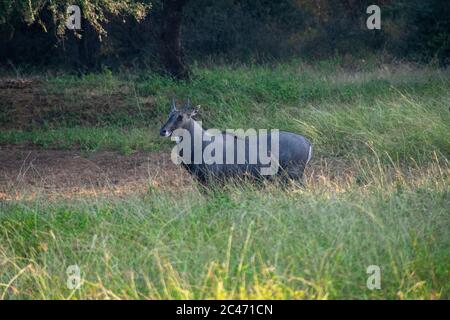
left=171, top=98, right=177, bottom=111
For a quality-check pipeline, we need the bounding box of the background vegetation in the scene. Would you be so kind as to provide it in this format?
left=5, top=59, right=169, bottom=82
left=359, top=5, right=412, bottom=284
left=1, top=0, right=449, bottom=76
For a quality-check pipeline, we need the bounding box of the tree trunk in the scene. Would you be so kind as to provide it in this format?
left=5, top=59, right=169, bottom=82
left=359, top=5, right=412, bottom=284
left=160, top=0, right=189, bottom=80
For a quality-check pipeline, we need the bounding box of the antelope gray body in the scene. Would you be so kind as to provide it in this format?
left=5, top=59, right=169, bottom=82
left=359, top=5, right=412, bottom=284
left=160, top=99, right=312, bottom=183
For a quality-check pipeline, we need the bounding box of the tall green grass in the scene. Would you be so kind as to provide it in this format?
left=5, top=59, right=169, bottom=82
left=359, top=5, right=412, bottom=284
left=2, top=62, right=449, bottom=163
left=0, top=159, right=448, bottom=299
left=0, top=61, right=449, bottom=299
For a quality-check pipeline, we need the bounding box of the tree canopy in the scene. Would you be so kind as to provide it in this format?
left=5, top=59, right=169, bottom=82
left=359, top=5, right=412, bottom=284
left=0, top=0, right=448, bottom=77
left=0, top=0, right=150, bottom=35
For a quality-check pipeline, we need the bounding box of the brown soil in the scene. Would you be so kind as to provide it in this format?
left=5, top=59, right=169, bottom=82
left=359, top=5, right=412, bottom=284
left=0, top=78, right=155, bottom=130
left=0, top=146, right=193, bottom=200
left=0, top=144, right=364, bottom=201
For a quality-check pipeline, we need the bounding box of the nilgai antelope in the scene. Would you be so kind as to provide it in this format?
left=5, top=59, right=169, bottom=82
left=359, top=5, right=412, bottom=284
left=160, top=99, right=312, bottom=184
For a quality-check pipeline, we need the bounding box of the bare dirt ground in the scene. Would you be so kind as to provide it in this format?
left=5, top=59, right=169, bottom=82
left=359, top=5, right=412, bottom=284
left=0, top=146, right=193, bottom=200
left=0, top=78, right=155, bottom=130
left=0, top=145, right=352, bottom=201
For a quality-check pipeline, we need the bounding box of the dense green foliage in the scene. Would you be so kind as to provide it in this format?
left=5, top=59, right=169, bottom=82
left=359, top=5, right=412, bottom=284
left=0, top=0, right=149, bottom=33
left=1, top=0, right=449, bottom=69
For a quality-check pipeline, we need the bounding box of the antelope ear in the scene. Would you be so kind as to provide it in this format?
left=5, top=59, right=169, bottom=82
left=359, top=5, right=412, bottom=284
left=190, top=105, right=200, bottom=117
